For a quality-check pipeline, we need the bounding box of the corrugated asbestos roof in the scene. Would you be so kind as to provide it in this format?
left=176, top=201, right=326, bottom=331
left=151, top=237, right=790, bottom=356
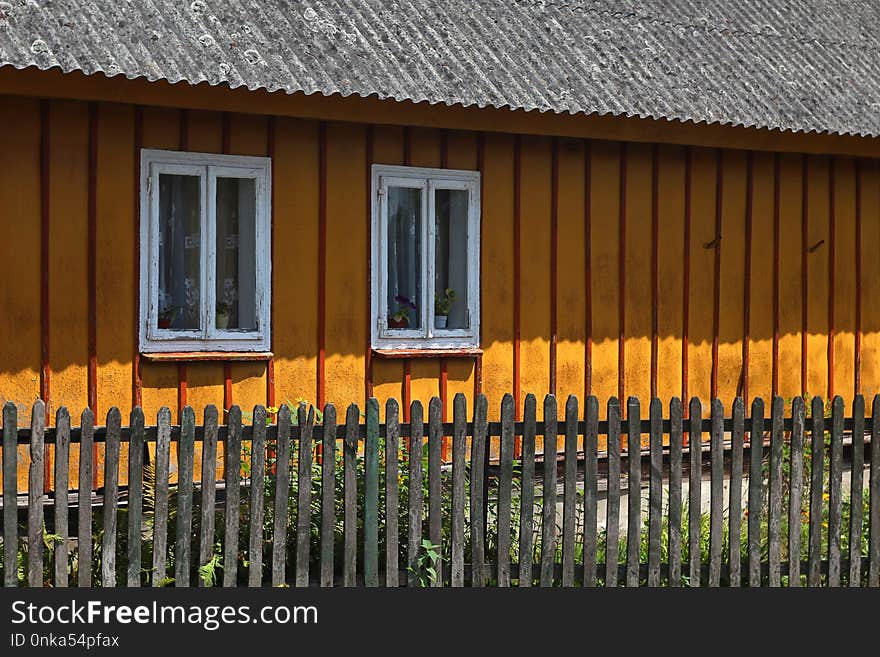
left=0, top=0, right=878, bottom=137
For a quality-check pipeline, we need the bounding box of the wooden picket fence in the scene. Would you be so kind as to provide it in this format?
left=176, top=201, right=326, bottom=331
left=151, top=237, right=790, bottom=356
left=1, top=393, right=879, bottom=587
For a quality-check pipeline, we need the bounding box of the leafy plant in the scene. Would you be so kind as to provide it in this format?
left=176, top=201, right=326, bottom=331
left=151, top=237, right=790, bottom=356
left=408, top=540, right=441, bottom=587
left=434, top=288, right=456, bottom=316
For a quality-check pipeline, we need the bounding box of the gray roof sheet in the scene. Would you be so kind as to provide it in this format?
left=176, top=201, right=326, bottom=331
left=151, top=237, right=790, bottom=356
left=0, top=0, right=878, bottom=137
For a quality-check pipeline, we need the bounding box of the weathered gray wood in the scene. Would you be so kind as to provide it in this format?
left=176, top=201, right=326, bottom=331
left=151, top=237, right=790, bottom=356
left=688, top=397, right=702, bottom=587
left=788, top=397, right=805, bottom=587
left=295, top=404, right=313, bottom=587
left=79, top=408, right=96, bottom=588
left=540, top=395, right=558, bottom=587
left=849, top=395, right=865, bottom=587
left=126, top=407, right=144, bottom=587
left=428, top=397, right=443, bottom=587
left=583, top=396, right=599, bottom=588
left=470, top=394, right=488, bottom=587
left=728, top=397, right=744, bottom=587
left=385, top=399, right=400, bottom=587
left=647, top=397, right=662, bottom=587
left=869, top=395, right=880, bottom=587
left=605, top=397, right=621, bottom=587
left=768, top=396, right=784, bottom=587
left=747, top=398, right=764, bottom=587
left=222, top=406, right=242, bottom=588
left=247, top=406, right=267, bottom=587
left=626, top=396, right=641, bottom=587
left=827, top=396, right=844, bottom=587
left=150, top=408, right=170, bottom=587
left=407, top=401, right=424, bottom=587
left=175, top=406, right=195, bottom=587
left=199, top=406, right=219, bottom=587
left=271, top=405, right=291, bottom=587
left=27, top=400, right=45, bottom=588
left=668, top=397, right=683, bottom=587
left=808, top=396, right=825, bottom=587
left=708, top=399, right=723, bottom=587
left=54, top=408, right=71, bottom=587
left=519, top=394, right=537, bottom=587
left=343, top=404, right=359, bottom=587
left=497, top=394, right=515, bottom=587
left=3, top=402, right=17, bottom=588
left=364, top=398, right=379, bottom=587
left=101, top=407, right=121, bottom=587
left=451, top=393, right=467, bottom=587
left=320, top=403, right=337, bottom=588
left=561, top=395, right=577, bottom=587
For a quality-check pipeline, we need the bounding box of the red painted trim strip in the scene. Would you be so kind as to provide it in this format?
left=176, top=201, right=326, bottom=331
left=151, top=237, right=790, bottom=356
left=88, top=102, right=98, bottom=417
left=40, top=100, right=50, bottom=420
left=855, top=160, right=863, bottom=395
left=801, top=155, right=809, bottom=395
left=772, top=153, right=781, bottom=397
left=365, top=124, right=374, bottom=402
left=549, top=137, right=559, bottom=397
left=584, top=140, right=593, bottom=399
left=267, top=116, right=276, bottom=409
left=513, top=134, right=522, bottom=423
left=178, top=364, right=188, bottom=418
left=682, top=147, right=692, bottom=411
left=710, top=149, right=723, bottom=400
left=132, top=106, right=143, bottom=409
left=474, top=132, right=485, bottom=402
left=650, top=144, right=659, bottom=400
left=618, top=142, right=627, bottom=405
left=742, top=152, right=754, bottom=403
left=317, top=121, right=327, bottom=409
left=827, top=157, right=836, bottom=398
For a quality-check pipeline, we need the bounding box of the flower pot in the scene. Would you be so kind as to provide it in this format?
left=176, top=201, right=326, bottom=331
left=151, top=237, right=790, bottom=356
left=158, top=318, right=172, bottom=329
left=434, top=315, right=448, bottom=329
left=216, top=313, right=230, bottom=329
left=388, top=316, right=409, bottom=329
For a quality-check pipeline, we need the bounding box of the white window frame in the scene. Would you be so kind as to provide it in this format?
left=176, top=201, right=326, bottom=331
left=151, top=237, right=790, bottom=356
left=139, top=149, right=272, bottom=353
left=371, top=164, right=481, bottom=350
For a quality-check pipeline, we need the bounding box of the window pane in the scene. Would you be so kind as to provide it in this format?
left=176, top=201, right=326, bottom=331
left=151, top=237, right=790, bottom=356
left=434, top=189, right=469, bottom=330
left=158, top=173, right=201, bottom=330
left=387, top=187, right=422, bottom=330
left=216, top=177, right=258, bottom=331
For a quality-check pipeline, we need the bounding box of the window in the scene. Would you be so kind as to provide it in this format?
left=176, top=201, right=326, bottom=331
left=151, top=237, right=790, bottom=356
left=139, top=149, right=271, bottom=353
left=371, top=164, right=480, bottom=350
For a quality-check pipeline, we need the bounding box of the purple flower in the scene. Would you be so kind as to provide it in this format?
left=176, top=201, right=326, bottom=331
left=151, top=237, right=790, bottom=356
left=394, top=295, right=416, bottom=310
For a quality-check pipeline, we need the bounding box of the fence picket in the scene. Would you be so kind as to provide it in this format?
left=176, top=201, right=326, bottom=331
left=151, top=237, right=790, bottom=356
left=364, top=398, right=379, bottom=588
left=175, top=406, right=195, bottom=587
left=271, top=405, right=291, bottom=587
left=605, top=397, right=621, bottom=588
left=200, top=406, right=219, bottom=587
left=2, top=402, right=17, bottom=588
left=343, top=404, right=359, bottom=587
left=728, top=398, right=744, bottom=587
left=428, top=398, right=443, bottom=588
left=247, top=406, right=267, bottom=588
left=79, top=408, right=96, bottom=588
left=54, top=408, right=71, bottom=587
left=407, top=401, right=424, bottom=587
left=562, top=396, right=578, bottom=587
left=808, top=396, right=825, bottom=586
left=540, top=395, right=558, bottom=587
left=748, top=398, right=764, bottom=587
left=321, top=404, right=337, bottom=588
left=583, top=396, right=599, bottom=588
left=385, top=399, right=400, bottom=588
left=768, top=396, right=784, bottom=587
left=151, top=408, right=170, bottom=587
left=849, top=396, right=865, bottom=586
left=688, top=397, right=702, bottom=587
left=126, top=408, right=144, bottom=588
left=497, top=394, right=514, bottom=587
left=471, top=394, right=488, bottom=587
left=519, top=394, right=537, bottom=587
left=647, top=398, right=662, bottom=587
left=709, top=399, right=723, bottom=587
left=827, top=396, right=844, bottom=587
left=27, top=400, right=45, bottom=588
left=101, top=408, right=121, bottom=587
left=870, top=395, right=880, bottom=587
left=668, top=397, right=683, bottom=587
left=788, top=397, right=805, bottom=587
left=223, top=406, right=242, bottom=588
left=451, top=394, right=467, bottom=587
left=296, top=404, right=314, bottom=587
left=626, top=397, right=642, bottom=587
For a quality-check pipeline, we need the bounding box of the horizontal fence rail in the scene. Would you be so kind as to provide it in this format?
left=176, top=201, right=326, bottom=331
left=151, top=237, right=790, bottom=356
left=1, top=394, right=878, bottom=588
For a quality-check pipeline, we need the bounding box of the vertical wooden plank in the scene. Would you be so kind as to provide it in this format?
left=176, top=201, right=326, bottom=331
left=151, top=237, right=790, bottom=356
left=470, top=394, right=488, bottom=587
left=808, top=396, right=825, bottom=586
left=28, top=400, right=45, bottom=587
left=271, top=405, right=291, bottom=587
left=709, top=399, right=723, bottom=587
left=295, top=404, right=313, bottom=587
left=150, top=408, right=169, bottom=587
left=79, top=408, right=95, bottom=588
left=407, top=401, right=424, bottom=587
left=668, top=397, right=683, bottom=587
left=174, top=406, right=195, bottom=587
left=199, top=406, right=219, bottom=587
left=247, top=406, right=266, bottom=587
left=540, top=395, right=558, bottom=587
left=451, top=394, right=467, bottom=587
left=728, top=397, right=744, bottom=587
left=582, top=396, right=599, bottom=588
left=126, top=408, right=144, bottom=588
left=788, top=397, right=805, bottom=586
left=827, top=396, right=844, bottom=587
left=748, top=398, right=765, bottom=587
left=222, top=406, right=242, bottom=588
left=320, top=404, right=337, bottom=587
left=101, top=408, right=121, bottom=587
left=54, top=408, right=70, bottom=587
left=768, top=396, right=784, bottom=586
left=343, top=404, right=359, bottom=587
left=605, top=397, right=621, bottom=587
left=626, top=396, right=641, bottom=587
left=562, top=395, right=578, bottom=586
left=647, top=397, right=663, bottom=586
left=519, top=394, right=537, bottom=587
left=428, top=397, right=443, bottom=587
left=497, top=394, right=515, bottom=587
left=688, top=398, right=702, bottom=587
left=385, top=399, right=400, bottom=587
left=869, top=395, right=880, bottom=586
left=364, top=398, right=379, bottom=587
left=2, top=403, right=17, bottom=587
left=849, top=395, right=865, bottom=586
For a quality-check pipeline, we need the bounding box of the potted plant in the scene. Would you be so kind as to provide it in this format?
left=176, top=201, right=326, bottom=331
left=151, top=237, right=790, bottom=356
left=434, top=288, right=456, bottom=329
left=157, top=306, right=178, bottom=329
left=389, top=295, right=416, bottom=329
left=216, top=301, right=232, bottom=329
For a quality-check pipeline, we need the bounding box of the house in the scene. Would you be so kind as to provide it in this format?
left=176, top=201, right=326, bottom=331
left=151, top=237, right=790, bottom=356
left=0, top=0, right=879, bottom=455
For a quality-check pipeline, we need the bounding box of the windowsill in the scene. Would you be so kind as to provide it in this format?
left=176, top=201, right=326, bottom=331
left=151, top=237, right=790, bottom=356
left=140, top=351, right=273, bottom=362
left=371, top=348, right=483, bottom=360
